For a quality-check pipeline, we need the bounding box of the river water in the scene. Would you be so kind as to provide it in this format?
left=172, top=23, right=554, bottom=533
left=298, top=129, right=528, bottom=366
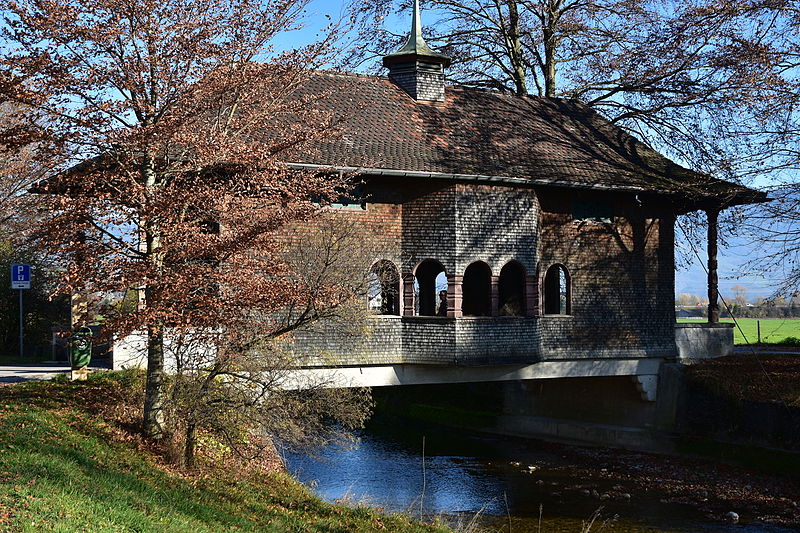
left=285, top=418, right=799, bottom=533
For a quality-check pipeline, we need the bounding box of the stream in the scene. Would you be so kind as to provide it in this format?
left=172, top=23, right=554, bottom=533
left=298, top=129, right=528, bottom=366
left=285, top=417, right=800, bottom=533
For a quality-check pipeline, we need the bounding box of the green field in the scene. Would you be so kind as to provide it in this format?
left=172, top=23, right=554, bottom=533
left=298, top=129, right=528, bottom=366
left=677, top=318, right=800, bottom=345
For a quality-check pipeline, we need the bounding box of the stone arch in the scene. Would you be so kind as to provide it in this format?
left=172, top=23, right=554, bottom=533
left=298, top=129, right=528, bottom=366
left=461, top=261, right=492, bottom=316
left=542, top=263, right=571, bottom=315
left=499, top=260, right=526, bottom=316
left=368, top=259, right=400, bottom=315
left=413, top=259, right=447, bottom=316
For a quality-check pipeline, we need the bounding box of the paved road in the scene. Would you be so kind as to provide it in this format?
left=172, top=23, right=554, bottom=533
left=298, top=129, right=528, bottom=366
left=0, top=362, right=71, bottom=383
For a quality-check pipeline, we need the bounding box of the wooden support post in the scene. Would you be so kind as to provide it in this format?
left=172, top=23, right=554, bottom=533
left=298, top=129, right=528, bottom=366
left=707, top=208, right=720, bottom=324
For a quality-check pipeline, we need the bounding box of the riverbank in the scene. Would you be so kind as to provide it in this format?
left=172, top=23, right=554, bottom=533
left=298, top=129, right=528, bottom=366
left=0, top=372, right=448, bottom=533
left=517, top=436, right=800, bottom=528
left=367, top=351, right=800, bottom=530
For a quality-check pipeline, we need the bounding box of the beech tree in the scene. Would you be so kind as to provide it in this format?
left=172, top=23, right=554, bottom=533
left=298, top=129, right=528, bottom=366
left=0, top=0, right=372, bottom=450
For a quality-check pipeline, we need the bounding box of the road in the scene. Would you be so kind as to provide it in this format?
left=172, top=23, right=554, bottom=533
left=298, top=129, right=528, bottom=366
left=0, top=362, right=71, bottom=383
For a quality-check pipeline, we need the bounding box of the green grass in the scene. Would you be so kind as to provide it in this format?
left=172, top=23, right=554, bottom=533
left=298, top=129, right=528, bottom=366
left=0, top=372, right=450, bottom=533
left=677, top=318, right=800, bottom=345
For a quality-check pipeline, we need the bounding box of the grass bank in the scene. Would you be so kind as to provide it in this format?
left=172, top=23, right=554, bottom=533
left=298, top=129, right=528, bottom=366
left=677, top=318, right=800, bottom=345
left=0, top=372, right=449, bottom=533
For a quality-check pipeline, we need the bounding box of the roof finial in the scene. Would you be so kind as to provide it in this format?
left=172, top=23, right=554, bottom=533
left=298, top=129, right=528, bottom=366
left=409, top=0, right=425, bottom=51
left=384, top=0, right=449, bottom=59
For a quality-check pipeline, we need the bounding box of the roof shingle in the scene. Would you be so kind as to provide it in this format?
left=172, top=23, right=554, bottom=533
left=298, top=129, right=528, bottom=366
left=290, top=71, right=765, bottom=207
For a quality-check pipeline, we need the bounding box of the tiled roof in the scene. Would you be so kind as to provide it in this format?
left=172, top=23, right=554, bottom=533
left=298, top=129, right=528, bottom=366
left=290, top=71, right=764, bottom=206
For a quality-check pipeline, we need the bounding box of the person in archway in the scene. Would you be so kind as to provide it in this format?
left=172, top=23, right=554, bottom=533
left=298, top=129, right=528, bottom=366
left=437, top=290, right=448, bottom=316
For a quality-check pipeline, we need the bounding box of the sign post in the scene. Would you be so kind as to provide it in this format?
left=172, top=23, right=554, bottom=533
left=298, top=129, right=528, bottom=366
left=10, top=264, right=31, bottom=359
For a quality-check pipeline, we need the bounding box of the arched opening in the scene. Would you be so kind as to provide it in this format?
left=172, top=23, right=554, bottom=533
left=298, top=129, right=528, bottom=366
left=499, top=261, right=526, bottom=316
left=543, top=264, right=570, bottom=315
left=462, top=261, right=491, bottom=316
left=414, top=259, right=447, bottom=316
left=368, top=260, right=400, bottom=315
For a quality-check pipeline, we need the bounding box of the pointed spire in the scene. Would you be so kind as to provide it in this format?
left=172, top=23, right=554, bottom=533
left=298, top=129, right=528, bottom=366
left=382, top=0, right=450, bottom=102
left=383, top=0, right=450, bottom=65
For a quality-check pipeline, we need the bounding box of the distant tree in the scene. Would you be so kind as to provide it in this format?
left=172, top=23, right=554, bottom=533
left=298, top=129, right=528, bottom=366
left=731, top=285, right=749, bottom=306
left=0, top=105, right=67, bottom=355
left=0, top=0, right=372, bottom=460
left=676, top=293, right=702, bottom=307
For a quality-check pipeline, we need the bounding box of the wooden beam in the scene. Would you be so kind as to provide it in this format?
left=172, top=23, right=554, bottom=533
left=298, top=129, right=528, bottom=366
left=707, top=209, right=720, bottom=323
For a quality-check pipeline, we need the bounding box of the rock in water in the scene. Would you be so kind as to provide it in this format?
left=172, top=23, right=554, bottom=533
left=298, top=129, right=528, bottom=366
left=724, top=511, right=739, bottom=522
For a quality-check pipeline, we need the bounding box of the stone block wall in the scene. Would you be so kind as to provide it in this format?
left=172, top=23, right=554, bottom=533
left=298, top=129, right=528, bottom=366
left=287, top=179, right=678, bottom=367
left=389, top=68, right=446, bottom=102
left=401, top=181, right=456, bottom=273
left=454, top=317, right=539, bottom=365
left=293, top=316, right=404, bottom=366
left=454, top=184, right=538, bottom=274
left=537, top=188, right=677, bottom=360
left=291, top=315, right=540, bottom=367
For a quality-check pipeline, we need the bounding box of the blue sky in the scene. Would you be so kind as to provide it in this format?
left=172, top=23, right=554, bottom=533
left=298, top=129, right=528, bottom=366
left=675, top=238, right=781, bottom=301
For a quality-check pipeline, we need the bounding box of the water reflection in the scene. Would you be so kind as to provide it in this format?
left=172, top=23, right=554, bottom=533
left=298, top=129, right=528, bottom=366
left=285, top=419, right=799, bottom=533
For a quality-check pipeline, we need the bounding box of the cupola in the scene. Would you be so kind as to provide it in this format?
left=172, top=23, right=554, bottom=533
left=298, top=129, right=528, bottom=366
left=382, top=0, right=450, bottom=102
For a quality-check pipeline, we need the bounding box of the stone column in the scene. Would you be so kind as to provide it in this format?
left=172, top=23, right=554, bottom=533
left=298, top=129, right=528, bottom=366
left=707, top=208, right=720, bottom=323
left=402, top=274, right=415, bottom=316
left=525, top=275, right=538, bottom=317
left=448, top=275, right=463, bottom=318
left=490, top=275, right=500, bottom=316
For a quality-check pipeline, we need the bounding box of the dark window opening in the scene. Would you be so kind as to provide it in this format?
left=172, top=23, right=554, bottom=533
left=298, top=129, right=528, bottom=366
left=368, top=260, right=400, bottom=315
left=315, top=184, right=366, bottom=210
left=462, top=261, right=491, bottom=316
left=499, top=261, right=526, bottom=316
left=414, top=260, right=446, bottom=316
left=543, top=264, right=570, bottom=315
left=572, top=200, right=612, bottom=223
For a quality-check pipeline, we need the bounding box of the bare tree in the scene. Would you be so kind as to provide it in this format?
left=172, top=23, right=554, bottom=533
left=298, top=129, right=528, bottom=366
left=349, top=0, right=797, bottom=179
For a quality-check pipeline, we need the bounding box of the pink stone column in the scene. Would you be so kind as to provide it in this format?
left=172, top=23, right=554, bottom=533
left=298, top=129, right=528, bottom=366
left=526, top=275, right=538, bottom=317
left=448, top=275, right=463, bottom=318
left=402, top=274, right=415, bottom=316
left=491, top=275, right=500, bottom=316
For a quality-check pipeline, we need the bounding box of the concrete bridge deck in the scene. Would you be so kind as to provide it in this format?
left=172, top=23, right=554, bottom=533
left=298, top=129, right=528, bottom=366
left=111, top=321, right=733, bottom=402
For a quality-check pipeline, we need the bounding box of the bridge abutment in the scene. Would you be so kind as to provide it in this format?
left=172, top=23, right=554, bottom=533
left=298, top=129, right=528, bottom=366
left=372, top=363, right=686, bottom=452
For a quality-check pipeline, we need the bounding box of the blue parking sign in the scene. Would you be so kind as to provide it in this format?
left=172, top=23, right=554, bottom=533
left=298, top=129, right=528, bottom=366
left=11, top=264, right=31, bottom=289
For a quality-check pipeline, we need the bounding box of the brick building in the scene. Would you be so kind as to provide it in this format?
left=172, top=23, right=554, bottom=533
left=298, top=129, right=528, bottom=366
left=285, top=0, right=766, bottom=370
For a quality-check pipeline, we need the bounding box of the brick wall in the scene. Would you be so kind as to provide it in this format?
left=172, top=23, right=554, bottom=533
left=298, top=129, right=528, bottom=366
left=290, top=179, right=678, bottom=367
left=454, top=183, right=538, bottom=274
left=401, top=181, right=456, bottom=273
left=537, top=188, right=677, bottom=360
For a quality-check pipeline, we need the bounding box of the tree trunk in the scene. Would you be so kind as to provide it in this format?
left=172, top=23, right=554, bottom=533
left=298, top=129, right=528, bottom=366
left=542, top=1, right=558, bottom=98
left=506, top=0, right=528, bottom=95
left=141, top=157, right=167, bottom=440
left=143, top=323, right=166, bottom=439
left=184, top=421, right=197, bottom=470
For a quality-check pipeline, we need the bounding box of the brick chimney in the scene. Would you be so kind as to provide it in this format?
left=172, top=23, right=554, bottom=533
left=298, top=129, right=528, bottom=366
left=382, top=0, right=450, bottom=102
